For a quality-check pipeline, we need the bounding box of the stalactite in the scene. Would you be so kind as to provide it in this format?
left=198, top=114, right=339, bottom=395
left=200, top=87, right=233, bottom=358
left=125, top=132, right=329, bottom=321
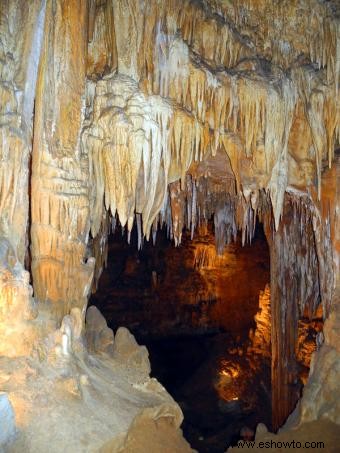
left=292, top=67, right=338, bottom=200
left=80, top=0, right=339, bottom=249
left=177, top=0, right=253, bottom=70
left=165, top=169, right=269, bottom=251
left=169, top=180, right=185, bottom=246
left=83, top=74, right=174, bottom=240
left=136, top=213, right=143, bottom=251
left=214, top=199, right=237, bottom=254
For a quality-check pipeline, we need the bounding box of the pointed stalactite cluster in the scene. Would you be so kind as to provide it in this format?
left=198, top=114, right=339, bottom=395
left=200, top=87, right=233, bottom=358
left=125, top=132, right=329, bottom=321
left=86, top=0, right=339, bottom=249
left=164, top=167, right=272, bottom=255
left=83, top=74, right=173, bottom=240
left=140, top=162, right=271, bottom=258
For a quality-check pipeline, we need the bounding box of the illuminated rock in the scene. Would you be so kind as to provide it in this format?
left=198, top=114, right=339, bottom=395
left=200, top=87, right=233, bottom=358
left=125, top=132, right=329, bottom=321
left=250, top=285, right=271, bottom=357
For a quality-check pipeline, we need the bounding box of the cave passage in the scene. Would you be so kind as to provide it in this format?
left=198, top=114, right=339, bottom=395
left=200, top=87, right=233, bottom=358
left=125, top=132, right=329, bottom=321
left=89, top=221, right=321, bottom=453
left=91, top=222, right=270, bottom=338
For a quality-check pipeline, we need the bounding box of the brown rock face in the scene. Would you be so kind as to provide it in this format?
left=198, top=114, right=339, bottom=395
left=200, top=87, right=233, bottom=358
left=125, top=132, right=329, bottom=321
left=0, top=0, right=339, bottom=451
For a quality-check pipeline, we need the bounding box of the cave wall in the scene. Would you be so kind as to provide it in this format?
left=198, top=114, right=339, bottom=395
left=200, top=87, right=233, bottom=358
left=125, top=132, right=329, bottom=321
left=0, top=0, right=339, bottom=441
left=290, top=153, right=340, bottom=427
left=0, top=0, right=46, bottom=356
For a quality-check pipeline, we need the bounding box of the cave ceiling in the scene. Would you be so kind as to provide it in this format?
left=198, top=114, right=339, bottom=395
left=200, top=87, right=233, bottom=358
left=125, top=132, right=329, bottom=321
left=84, top=0, right=339, bottom=236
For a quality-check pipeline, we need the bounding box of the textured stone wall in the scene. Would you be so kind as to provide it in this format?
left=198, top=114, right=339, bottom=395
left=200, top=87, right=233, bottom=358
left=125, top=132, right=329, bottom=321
left=0, top=0, right=46, bottom=355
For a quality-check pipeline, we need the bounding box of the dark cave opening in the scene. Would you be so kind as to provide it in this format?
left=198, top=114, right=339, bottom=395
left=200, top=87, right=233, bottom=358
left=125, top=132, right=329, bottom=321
left=90, top=222, right=270, bottom=338
left=89, top=221, right=322, bottom=453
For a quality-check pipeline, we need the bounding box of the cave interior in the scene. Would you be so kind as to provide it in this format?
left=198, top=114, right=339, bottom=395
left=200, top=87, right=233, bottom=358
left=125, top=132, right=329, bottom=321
left=0, top=1, right=339, bottom=452
left=89, top=213, right=325, bottom=452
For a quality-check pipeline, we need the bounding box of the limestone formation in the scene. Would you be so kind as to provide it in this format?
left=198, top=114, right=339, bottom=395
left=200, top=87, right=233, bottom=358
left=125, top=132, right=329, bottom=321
left=113, top=326, right=151, bottom=379
left=0, top=0, right=339, bottom=451
left=249, top=285, right=271, bottom=358
left=86, top=305, right=114, bottom=354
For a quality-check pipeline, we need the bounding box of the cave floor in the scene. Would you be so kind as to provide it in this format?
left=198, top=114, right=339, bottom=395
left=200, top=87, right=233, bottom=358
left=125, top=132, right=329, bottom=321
left=0, top=344, right=190, bottom=453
